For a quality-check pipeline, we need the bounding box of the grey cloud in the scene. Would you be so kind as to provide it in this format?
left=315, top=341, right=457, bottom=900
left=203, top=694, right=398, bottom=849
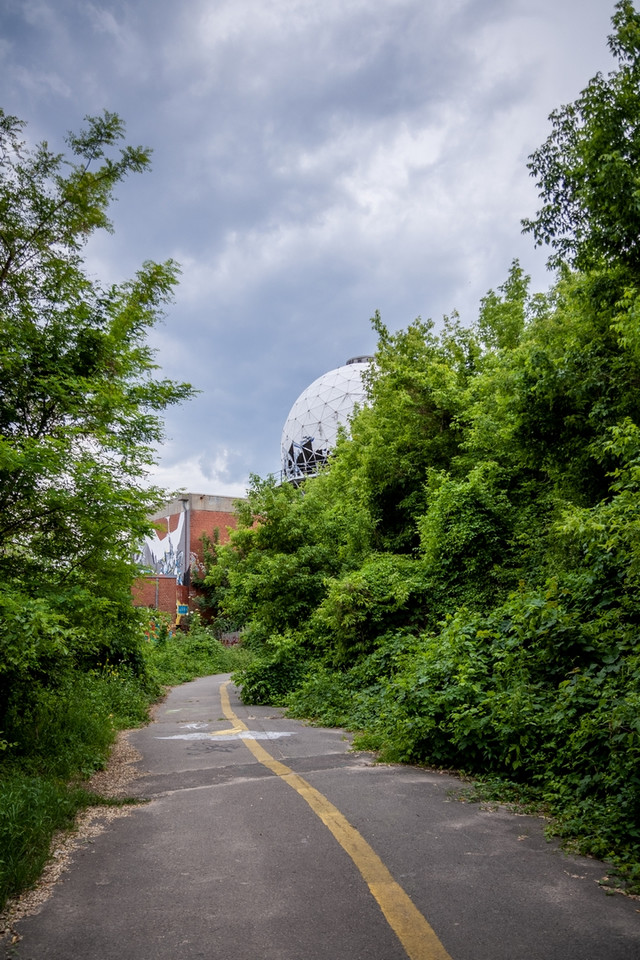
left=0, top=0, right=618, bottom=491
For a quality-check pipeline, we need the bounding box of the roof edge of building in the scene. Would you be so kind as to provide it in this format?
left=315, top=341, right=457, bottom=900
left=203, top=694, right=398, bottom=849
left=149, top=492, right=245, bottom=520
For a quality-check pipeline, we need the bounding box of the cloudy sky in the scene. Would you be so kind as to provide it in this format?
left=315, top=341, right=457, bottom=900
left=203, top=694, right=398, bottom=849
left=2, top=0, right=618, bottom=496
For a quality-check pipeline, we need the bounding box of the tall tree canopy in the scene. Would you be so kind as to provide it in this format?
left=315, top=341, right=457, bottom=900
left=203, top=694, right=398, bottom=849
left=523, top=0, right=640, bottom=273
left=210, top=3, right=640, bottom=888
left=0, top=109, right=192, bottom=690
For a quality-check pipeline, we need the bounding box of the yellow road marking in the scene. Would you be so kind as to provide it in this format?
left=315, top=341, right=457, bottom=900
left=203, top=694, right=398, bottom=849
left=220, top=681, right=453, bottom=960
left=208, top=726, right=245, bottom=737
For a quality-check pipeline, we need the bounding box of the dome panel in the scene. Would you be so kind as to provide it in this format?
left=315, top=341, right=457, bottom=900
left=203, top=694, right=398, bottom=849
left=281, top=358, right=371, bottom=481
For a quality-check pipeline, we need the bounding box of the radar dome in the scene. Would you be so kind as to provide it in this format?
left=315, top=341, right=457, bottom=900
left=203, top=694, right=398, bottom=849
left=281, top=357, right=372, bottom=481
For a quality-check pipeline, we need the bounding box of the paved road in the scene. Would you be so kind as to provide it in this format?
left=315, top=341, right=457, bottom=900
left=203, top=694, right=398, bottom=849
left=9, top=674, right=640, bottom=960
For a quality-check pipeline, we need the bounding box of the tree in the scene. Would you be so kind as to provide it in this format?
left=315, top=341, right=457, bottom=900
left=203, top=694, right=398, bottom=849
left=0, top=109, right=193, bottom=681
left=522, top=1, right=640, bottom=274
left=346, top=311, right=477, bottom=553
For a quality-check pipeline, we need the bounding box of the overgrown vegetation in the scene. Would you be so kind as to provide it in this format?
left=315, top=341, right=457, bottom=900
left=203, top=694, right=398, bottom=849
left=145, top=612, right=250, bottom=686
left=200, top=3, right=640, bottom=892
left=0, top=111, right=249, bottom=912
left=3, top=0, right=640, bottom=916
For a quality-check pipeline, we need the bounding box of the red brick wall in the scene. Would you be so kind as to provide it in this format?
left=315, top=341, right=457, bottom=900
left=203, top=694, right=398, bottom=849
left=189, top=509, right=238, bottom=560
left=132, top=496, right=242, bottom=616
left=132, top=576, right=178, bottom=612
left=145, top=502, right=240, bottom=563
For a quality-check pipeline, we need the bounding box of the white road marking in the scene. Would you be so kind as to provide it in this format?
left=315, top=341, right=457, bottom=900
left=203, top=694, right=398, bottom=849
left=156, top=731, right=294, bottom=741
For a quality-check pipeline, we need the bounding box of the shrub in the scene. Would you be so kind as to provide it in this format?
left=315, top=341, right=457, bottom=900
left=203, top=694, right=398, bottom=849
left=233, top=631, right=309, bottom=705
left=145, top=613, right=243, bottom=686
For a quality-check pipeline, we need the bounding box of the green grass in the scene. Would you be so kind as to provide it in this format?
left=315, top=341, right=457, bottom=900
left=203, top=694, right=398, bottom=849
left=145, top=620, right=251, bottom=686
left=0, top=776, right=89, bottom=907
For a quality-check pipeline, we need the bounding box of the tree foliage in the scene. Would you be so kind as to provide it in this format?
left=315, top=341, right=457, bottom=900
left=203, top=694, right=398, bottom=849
left=213, top=3, right=640, bottom=889
left=0, top=109, right=193, bottom=720
left=523, top=0, right=640, bottom=273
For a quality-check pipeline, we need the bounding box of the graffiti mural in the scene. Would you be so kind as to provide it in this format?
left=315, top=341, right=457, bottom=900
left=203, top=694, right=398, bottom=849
left=136, top=510, right=189, bottom=584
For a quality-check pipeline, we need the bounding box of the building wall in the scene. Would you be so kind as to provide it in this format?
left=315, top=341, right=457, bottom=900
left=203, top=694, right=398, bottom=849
left=132, top=576, right=178, bottom=611
left=133, top=492, right=242, bottom=617
left=188, top=497, right=239, bottom=557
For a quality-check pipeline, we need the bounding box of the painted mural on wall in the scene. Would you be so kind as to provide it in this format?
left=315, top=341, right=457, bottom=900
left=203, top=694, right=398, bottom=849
left=136, top=511, right=189, bottom=584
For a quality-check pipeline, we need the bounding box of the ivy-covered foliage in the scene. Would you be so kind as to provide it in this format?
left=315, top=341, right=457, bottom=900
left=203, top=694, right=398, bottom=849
left=209, top=3, right=640, bottom=890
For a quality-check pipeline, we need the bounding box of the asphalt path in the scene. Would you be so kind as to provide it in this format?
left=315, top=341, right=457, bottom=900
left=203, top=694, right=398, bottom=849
left=9, top=674, right=640, bottom=960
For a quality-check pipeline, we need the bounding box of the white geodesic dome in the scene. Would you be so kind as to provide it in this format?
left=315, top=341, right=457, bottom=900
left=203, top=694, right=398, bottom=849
left=281, top=357, right=372, bottom=481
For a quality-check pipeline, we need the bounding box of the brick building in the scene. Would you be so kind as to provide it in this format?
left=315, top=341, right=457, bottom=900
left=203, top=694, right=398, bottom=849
left=132, top=493, right=242, bottom=617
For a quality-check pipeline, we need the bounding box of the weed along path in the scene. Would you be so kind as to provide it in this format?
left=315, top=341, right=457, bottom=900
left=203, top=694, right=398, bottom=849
left=10, top=675, right=640, bottom=960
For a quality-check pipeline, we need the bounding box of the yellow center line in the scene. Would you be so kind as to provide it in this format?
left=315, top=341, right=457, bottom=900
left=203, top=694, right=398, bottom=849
left=220, top=681, right=453, bottom=960
left=208, top=726, right=245, bottom=737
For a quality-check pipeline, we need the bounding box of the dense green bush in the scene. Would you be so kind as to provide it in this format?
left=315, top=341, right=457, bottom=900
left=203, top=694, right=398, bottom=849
left=313, top=554, right=428, bottom=662
left=232, top=631, right=310, bottom=705
left=146, top=613, right=247, bottom=685
left=2, top=668, right=150, bottom=781
left=213, top=4, right=640, bottom=893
